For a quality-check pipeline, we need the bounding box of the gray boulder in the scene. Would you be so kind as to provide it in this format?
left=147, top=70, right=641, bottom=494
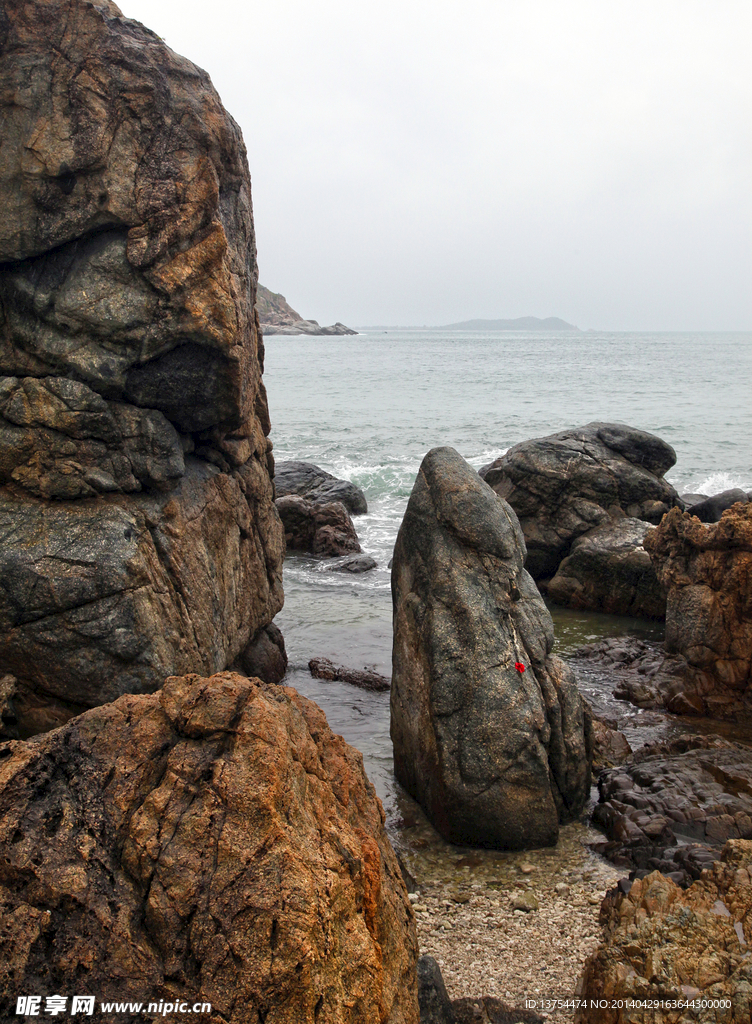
left=418, top=955, right=455, bottom=1023
left=391, top=447, right=592, bottom=851
left=274, top=460, right=367, bottom=514
left=685, top=488, right=749, bottom=523
left=479, top=423, right=680, bottom=580
left=546, top=518, right=666, bottom=619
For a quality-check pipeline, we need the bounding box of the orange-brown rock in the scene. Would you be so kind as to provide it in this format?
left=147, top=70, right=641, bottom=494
left=575, top=839, right=752, bottom=1023
left=0, top=0, right=284, bottom=731
left=643, top=503, right=752, bottom=716
left=0, top=672, right=419, bottom=1023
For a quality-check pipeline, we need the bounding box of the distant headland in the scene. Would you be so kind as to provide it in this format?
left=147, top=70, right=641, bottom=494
left=257, top=284, right=357, bottom=336
left=441, top=316, right=581, bottom=331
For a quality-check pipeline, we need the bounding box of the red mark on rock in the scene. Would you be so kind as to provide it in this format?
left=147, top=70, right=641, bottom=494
left=515, top=662, right=525, bottom=673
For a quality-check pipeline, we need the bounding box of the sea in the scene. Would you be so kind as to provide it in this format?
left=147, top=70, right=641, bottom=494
left=263, top=329, right=752, bottom=879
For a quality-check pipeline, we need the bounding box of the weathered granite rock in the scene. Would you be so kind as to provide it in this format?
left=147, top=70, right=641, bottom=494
left=0, top=674, right=19, bottom=740
left=391, top=447, right=592, bottom=851
left=276, top=494, right=362, bottom=557
left=452, top=998, right=544, bottom=1023
left=479, top=423, right=680, bottom=580
left=0, top=672, right=419, bottom=1023
left=547, top=518, right=666, bottom=619
left=575, top=840, right=752, bottom=1023
left=643, top=504, right=752, bottom=710
left=274, top=460, right=368, bottom=514
left=325, top=554, right=378, bottom=573
left=417, top=955, right=455, bottom=1023
left=686, top=488, right=749, bottom=523
left=591, top=736, right=752, bottom=885
left=591, top=717, right=632, bottom=774
left=0, top=457, right=284, bottom=735
left=0, top=0, right=284, bottom=732
left=234, top=621, right=288, bottom=685
left=309, top=657, right=390, bottom=693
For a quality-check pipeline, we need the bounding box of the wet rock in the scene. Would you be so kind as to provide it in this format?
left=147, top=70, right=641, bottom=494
left=547, top=518, right=665, bottom=620
left=391, top=447, right=591, bottom=850
left=325, top=554, right=378, bottom=573
left=591, top=717, right=632, bottom=773
left=309, top=657, right=390, bottom=692
left=418, top=955, right=456, bottom=1023
left=0, top=672, right=419, bottom=1023
left=274, top=460, right=368, bottom=513
left=276, top=494, right=362, bottom=557
left=479, top=423, right=680, bottom=580
left=685, top=487, right=749, bottom=523
left=575, top=839, right=752, bottom=1023
left=234, top=622, right=288, bottom=685
left=512, top=891, right=540, bottom=912
left=643, top=504, right=752, bottom=714
left=679, top=492, right=708, bottom=507
left=591, top=735, right=752, bottom=884
left=0, top=0, right=284, bottom=732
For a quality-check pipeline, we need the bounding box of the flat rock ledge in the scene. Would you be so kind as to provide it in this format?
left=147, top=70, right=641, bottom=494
left=0, top=672, right=419, bottom=1024
left=391, top=447, right=591, bottom=851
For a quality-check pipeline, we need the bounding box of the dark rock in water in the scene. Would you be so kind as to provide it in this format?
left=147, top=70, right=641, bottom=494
left=590, top=735, right=752, bottom=885
left=234, top=622, right=288, bottom=684
left=685, top=487, right=749, bottom=523
left=479, top=423, right=680, bottom=580
left=0, top=672, right=420, bottom=1023
left=276, top=494, right=362, bottom=557
left=0, top=0, right=284, bottom=734
left=309, top=657, right=390, bottom=692
left=418, top=955, right=455, bottom=1023
left=576, top=840, right=752, bottom=1023
left=325, top=554, right=377, bottom=573
left=275, top=460, right=368, bottom=514
left=679, top=492, right=709, bottom=507
left=391, top=447, right=591, bottom=851
left=643, top=504, right=752, bottom=716
left=546, top=518, right=666, bottom=620
left=452, top=997, right=544, bottom=1023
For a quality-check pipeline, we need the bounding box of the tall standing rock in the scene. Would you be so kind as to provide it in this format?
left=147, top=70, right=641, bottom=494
left=391, top=447, right=591, bottom=850
left=0, top=0, right=284, bottom=732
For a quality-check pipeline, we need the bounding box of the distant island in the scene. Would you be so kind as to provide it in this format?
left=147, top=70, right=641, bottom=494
left=257, top=285, right=357, bottom=336
left=441, top=316, right=581, bottom=331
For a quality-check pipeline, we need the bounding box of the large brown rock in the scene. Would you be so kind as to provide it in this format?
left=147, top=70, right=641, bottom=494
left=479, top=423, right=680, bottom=581
left=0, top=672, right=419, bottom=1023
left=644, top=504, right=752, bottom=710
left=575, top=839, right=752, bottom=1023
left=276, top=494, right=362, bottom=558
left=391, top=447, right=592, bottom=851
left=0, top=0, right=284, bottom=732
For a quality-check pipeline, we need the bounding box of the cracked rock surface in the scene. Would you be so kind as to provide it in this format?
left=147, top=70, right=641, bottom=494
left=0, top=671, right=419, bottom=1023
left=391, top=446, right=592, bottom=851
left=0, top=0, right=284, bottom=731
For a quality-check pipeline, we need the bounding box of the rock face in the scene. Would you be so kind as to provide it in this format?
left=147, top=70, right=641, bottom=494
left=0, top=0, right=284, bottom=733
left=391, top=447, right=592, bottom=851
left=685, top=488, right=749, bottom=523
left=547, top=518, right=665, bottom=620
left=591, top=735, right=752, bottom=886
left=276, top=495, right=362, bottom=558
left=257, top=284, right=357, bottom=336
left=644, top=504, right=752, bottom=711
left=0, top=672, right=419, bottom=1023
left=479, top=423, right=680, bottom=582
left=575, top=840, right=752, bottom=1023
left=275, top=460, right=368, bottom=514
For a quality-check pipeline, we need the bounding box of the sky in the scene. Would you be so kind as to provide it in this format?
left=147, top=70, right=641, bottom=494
left=118, top=0, right=751, bottom=330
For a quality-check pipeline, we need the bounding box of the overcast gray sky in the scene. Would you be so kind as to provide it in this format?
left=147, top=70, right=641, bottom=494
left=119, top=0, right=751, bottom=330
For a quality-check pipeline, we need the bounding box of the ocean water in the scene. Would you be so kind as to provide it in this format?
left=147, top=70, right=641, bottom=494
left=262, top=329, right=752, bottom=866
